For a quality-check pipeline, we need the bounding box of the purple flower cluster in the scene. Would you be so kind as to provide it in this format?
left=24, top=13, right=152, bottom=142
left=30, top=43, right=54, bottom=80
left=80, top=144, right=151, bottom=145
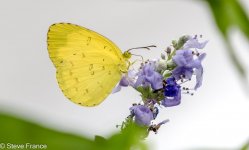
left=115, top=35, right=207, bottom=134
left=172, top=36, right=207, bottom=90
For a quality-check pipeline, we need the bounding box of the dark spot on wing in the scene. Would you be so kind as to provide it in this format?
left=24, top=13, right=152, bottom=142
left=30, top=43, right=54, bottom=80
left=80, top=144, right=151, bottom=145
left=87, top=37, right=91, bottom=46
left=82, top=53, right=85, bottom=58
left=89, top=64, right=93, bottom=70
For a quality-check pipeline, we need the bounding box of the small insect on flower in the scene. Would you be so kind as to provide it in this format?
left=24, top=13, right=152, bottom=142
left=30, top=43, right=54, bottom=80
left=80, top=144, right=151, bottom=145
left=148, top=119, right=169, bottom=134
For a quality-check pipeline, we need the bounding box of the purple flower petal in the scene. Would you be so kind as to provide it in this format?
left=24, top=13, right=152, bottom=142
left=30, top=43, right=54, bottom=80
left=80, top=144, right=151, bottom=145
left=191, top=53, right=206, bottom=90
left=127, top=70, right=137, bottom=87
left=152, top=107, right=159, bottom=119
left=194, top=66, right=203, bottom=90
left=135, top=62, right=163, bottom=90
left=119, top=76, right=129, bottom=87
left=172, top=66, right=194, bottom=80
left=198, top=53, right=206, bottom=61
left=162, top=88, right=181, bottom=107
left=173, top=50, right=193, bottom=66
left=134, top=75, right=145, bottom=87
left=112, top=84, right=121, bottom=93
left=164, top=77, right=181, bottom=97
left=130, top=105, right=153, bottom=126
left=145, top=71, right=163, bottom=90
left=183, top=36, right=208, bottom=49
left=112, top=70, right=138, bottom=93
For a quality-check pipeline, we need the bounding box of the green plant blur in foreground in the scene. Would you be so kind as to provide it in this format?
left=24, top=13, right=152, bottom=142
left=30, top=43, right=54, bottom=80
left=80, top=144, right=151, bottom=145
left=0, top=112, right=147, bottom=150
left=1, top=112, right=248, bottom=150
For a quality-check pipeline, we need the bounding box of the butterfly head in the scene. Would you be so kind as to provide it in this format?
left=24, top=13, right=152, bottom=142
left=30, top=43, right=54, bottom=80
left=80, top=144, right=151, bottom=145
left=123, top=51, right=132, bottom=60
left=118, top=51, right=131, bottom=73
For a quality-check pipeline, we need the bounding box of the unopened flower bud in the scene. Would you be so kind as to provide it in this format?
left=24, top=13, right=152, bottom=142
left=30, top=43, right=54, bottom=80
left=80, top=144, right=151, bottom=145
left=161, top=53, right=166, bottom=60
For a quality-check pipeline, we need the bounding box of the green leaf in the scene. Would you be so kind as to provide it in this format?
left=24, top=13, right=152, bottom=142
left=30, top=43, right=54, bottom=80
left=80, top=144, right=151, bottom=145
left=107, top=122, right=148, bottom=150
left=136, top=86, right=151, bottom=100
left=206, top=0, right=231, bottom=36
left=206, top=0, right=247, bottom=78
left=227, top=0, right=249, bottom=39
left=241, top=140, right=249, bottom=150
left=0, top=112, right=94, bottom=150
left=94, top=135, right=107, bottom=145
left=136, top=86, right=164, bottom=102
left=0, top=112, right=147, bottom=150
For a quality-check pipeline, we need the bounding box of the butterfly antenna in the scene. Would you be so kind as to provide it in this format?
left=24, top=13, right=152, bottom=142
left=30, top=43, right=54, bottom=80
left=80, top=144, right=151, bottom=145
left=127, top=45, right=156, bottom=52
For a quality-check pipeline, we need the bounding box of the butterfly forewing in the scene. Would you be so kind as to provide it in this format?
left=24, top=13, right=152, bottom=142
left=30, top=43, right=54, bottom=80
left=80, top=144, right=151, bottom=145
left=47, top=23, right=127, bottom=106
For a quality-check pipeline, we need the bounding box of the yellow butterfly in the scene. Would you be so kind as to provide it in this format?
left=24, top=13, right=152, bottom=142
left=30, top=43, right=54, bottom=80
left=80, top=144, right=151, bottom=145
left=47, top=23, right=132, bottom=107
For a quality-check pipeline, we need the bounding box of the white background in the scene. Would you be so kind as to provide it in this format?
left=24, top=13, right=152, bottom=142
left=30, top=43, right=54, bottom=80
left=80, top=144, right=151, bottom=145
left=0, top=0, right=249, bottom=149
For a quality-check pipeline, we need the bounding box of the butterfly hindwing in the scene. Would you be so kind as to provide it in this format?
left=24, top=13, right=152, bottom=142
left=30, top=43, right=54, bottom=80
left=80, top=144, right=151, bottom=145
left=47, top=23, right=127, bottom=106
